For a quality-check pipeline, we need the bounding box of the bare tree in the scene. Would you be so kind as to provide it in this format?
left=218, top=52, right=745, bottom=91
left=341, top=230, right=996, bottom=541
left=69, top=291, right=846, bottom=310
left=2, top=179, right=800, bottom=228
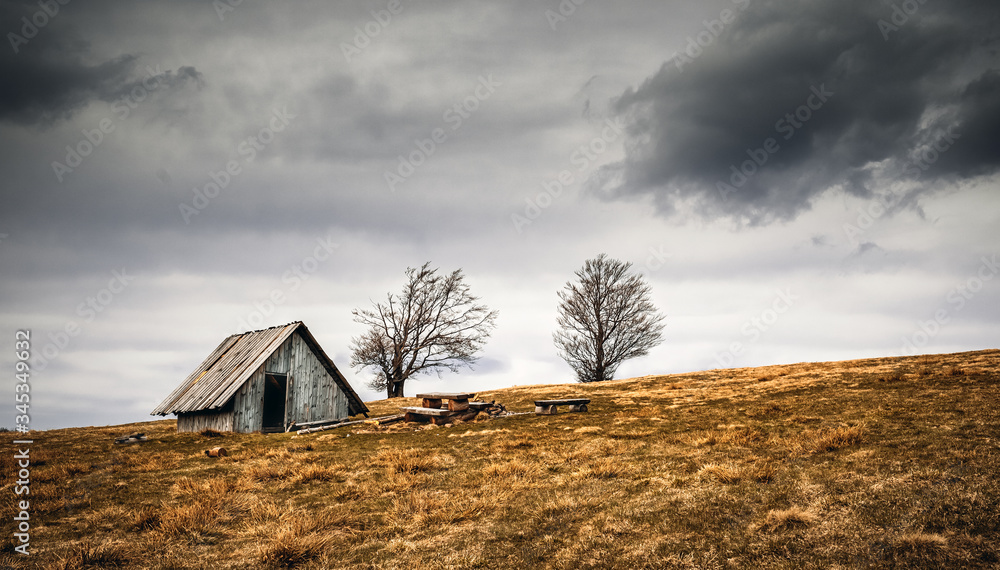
left=554, top=254, right=666, bottom=383
left=350, top=263, right=499, bottom=398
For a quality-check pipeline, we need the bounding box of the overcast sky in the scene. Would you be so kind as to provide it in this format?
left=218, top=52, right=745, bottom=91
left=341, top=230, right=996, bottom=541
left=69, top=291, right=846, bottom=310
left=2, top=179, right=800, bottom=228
left=2, top=0, right=998, bottom=430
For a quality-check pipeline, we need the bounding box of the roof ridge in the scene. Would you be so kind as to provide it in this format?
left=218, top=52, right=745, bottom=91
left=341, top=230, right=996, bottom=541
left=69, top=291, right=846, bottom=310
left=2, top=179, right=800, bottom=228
left=238, top=320, right=303, bottom=335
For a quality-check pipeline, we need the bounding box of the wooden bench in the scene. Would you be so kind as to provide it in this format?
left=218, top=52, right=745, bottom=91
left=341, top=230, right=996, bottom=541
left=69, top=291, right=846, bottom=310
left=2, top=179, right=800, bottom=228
left=399, top=405, right=478, bottom=425
left=400, top=406, right=456, bottom=425
left=534, top=399, right=590, bottom=415
left=415, top=392, right=475, bottom=412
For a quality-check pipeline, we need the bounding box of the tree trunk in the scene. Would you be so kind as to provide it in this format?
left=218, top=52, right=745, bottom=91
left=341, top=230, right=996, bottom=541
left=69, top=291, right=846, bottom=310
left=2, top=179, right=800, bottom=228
left=386, top=369, right=405, bottom=398
left=390, top=380, right=405, bottom=398
left=594, top=345, right=605, bottom=382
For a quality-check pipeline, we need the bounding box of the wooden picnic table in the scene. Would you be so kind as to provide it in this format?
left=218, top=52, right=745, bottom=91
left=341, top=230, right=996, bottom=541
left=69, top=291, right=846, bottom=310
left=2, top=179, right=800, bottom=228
left=403, top=392, right=478, bottom=425
left=415, top=392, right=474, bottom=411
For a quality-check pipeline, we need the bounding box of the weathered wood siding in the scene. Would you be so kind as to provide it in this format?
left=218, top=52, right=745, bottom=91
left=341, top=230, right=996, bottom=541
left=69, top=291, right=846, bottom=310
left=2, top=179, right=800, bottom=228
left=216, top=331, right=349, bottom=432
left=282, top=332, right=348, bottom=426
left=231, top=368, right=265, bottom=432
left=177, top=405, right=234, bottom=433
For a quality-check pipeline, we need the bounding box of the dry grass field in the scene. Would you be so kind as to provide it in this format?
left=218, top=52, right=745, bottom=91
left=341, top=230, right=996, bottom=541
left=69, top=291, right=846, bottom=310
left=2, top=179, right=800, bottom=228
left=2, top=349, right=998, bottom=569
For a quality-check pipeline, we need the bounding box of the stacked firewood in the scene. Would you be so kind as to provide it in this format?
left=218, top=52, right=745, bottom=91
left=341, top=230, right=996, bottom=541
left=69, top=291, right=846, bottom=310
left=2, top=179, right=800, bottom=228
left=479, top=400, right=510, bottom=417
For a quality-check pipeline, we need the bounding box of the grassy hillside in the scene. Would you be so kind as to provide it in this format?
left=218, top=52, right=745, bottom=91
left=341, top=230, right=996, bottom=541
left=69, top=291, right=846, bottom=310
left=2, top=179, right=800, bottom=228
left=2, top=350, right=999, bottom=569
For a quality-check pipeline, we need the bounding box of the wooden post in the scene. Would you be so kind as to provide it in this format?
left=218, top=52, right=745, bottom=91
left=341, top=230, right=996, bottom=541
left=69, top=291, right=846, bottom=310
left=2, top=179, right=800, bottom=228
left=422, top=398, right=443, bottom=409
left=456, top=410, right=480, bottom=422
left=535, top=405, right=557, bottom=415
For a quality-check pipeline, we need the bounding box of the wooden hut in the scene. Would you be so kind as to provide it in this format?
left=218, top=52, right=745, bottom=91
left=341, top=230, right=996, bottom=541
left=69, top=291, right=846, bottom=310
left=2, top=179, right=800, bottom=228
left=151, top=321, right=368, bottom=433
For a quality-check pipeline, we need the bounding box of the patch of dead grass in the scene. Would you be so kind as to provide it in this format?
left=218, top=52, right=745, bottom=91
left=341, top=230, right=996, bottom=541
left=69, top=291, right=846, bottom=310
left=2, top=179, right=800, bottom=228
left=126, top=505, right=161, bottom=532
left=799, top=424, right=865, bottom=453
left=493, top=432, right=536, bottom=451
left=255, top=512, right=338, bottom=568
left=788, top=414, right=822, bottom=424
left=242, top=461, right=292, bottom=482
left=574, top=456, right=626, bottom=479
left=757, top=506, right=817, bottom=532
left=482, top=458, right=540, bottom=483
left=697, top=461, right=776, bottom=484
left=720, top=426, right=765, bottom=446
left=745, top=403, right=784, bottom=418
left=48, top=540, right=135, bottom=569
left=879, top=369, right=908, bottom=382
left=894, top=531, right=948, bottom=552
left=944, top=365, right=965, bottom=377
left=688, top=426, right=765, bottom=447
left=157, top=476, right=254, bottom=539
left=292, top=463, right=347, bottom=484
left=374, top=447, right=445, bottom=475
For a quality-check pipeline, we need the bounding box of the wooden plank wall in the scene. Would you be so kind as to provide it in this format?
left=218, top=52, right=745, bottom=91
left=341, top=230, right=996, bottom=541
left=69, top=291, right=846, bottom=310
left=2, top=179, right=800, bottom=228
left=264, top=336, right=292, bottom=374
left=177, top=408, right=234, bottom=432
left=284, top=332, right=348, bottom=427
left=231, top=368, right=265, bottom=432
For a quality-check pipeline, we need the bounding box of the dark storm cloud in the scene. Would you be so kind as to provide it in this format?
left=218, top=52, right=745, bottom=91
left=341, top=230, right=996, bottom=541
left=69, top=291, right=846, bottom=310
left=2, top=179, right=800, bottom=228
left=602, top=0, right=1000, bottom=224
left=934, top=69, right=1000, bottom=177
left=0, top=49, right=136, bottom=125
left=0, top=1, right=204, bottom=126
left=0, top=49, right=205, bottom=126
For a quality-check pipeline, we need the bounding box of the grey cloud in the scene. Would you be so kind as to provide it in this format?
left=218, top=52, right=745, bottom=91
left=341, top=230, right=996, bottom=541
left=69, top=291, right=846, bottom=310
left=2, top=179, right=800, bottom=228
left=0, top=41, right=203, bottom=128
left=933, top=70, right=1000, bottom=178
left=601, top=0, right=1000, bottom=224
left=0, top=49, right=138, bottom=125
left=103, top=65, right=205, bottom=101
left=1, top=1, right=205, bottom=126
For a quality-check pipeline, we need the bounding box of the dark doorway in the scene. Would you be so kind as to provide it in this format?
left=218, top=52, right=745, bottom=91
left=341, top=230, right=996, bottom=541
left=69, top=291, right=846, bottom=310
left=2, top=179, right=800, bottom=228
left=262, top=373, right=287, bottom=433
